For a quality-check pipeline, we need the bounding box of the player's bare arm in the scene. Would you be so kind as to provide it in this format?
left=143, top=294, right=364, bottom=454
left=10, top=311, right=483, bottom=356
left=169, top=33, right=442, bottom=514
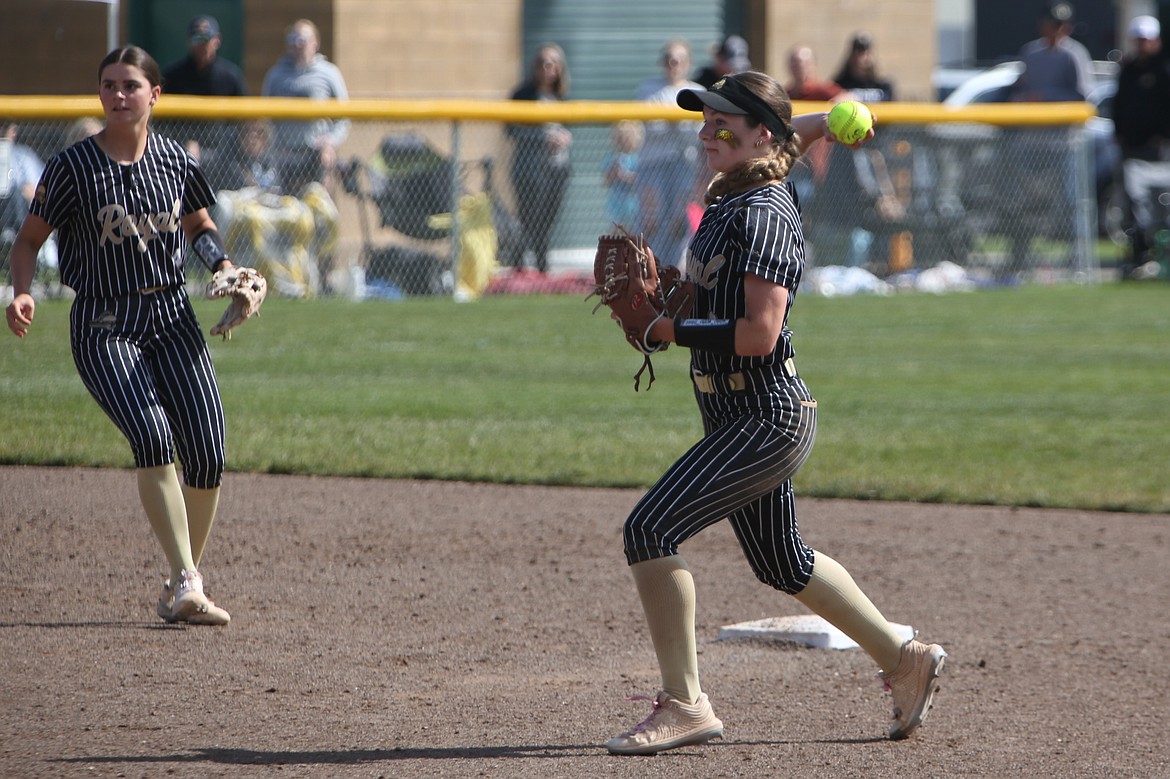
left=4, top=215, right=54, bottom=337
left=648, top=273, right=787, bottom=356
left=738, top=273, right=789, bottom=355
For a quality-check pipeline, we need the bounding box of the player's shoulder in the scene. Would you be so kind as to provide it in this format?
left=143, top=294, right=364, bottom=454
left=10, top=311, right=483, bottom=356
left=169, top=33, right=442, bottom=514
left=146, top=132, right=191, bottom=158
left=737, top=180, right=799, bottom=209
left=47, top=136, right=98, bottom=172
left=735, top=182, right=802, bottom=229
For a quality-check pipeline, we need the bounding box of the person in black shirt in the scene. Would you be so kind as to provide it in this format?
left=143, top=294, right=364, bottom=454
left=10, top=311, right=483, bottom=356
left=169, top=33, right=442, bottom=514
left=693, top=35, right=751, bottom=90
left=163, top=15, right=246, bottom=97
left=832, top=33, right=894, bottom=102
left=1113, top=15, right=1170, bottom=278
left=505, top=43, right=573, bottom=273
left=163, top=15, right=248, bottom=185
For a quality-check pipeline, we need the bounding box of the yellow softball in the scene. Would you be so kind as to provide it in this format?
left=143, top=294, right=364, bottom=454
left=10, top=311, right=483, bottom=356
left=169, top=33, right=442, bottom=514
left=827, top=100, right=874, bottom=145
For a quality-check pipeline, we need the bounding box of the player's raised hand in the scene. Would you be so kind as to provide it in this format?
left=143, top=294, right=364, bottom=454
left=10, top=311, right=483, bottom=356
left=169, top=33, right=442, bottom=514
left=824, top=99, right=876, bottom=149
left=825, top=119, right=876, bottom=149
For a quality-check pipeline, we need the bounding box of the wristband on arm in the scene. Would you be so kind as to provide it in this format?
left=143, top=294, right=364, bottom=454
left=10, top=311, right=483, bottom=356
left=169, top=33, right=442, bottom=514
left=191, top=229, right=230, bottom=272
left=673, top=318, right=737, bottom=354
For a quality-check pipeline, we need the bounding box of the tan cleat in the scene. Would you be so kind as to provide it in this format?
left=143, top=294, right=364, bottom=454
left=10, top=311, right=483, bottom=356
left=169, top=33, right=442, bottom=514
left=157, top=580, right=176, bottom=622
left=606, top=691, right=724, bottom=756
left=163, top=570, right=231, bottom=626
left=880, top=638, right=947, bottom=739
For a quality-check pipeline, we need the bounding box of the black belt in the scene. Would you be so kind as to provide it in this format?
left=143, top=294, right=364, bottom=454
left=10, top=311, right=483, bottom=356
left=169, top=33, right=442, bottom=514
left=692, top=358, right=797, bottom=394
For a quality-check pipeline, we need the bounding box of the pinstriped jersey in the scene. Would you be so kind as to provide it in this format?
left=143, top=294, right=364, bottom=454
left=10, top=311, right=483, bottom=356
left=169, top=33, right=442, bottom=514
left=684, top=179, right=804, bottom=378
left=30, top=133, right=216, bottom=298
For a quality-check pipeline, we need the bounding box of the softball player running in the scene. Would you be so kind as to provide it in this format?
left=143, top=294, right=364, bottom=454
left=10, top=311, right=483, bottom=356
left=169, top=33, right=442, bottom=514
left=606, top=72, right=946, bottom=754
left=5, top=46, right=241, bottom=625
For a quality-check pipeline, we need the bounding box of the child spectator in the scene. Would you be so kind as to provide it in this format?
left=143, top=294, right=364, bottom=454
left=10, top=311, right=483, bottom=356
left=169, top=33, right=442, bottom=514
left=602, top=120, right=644, bottom=230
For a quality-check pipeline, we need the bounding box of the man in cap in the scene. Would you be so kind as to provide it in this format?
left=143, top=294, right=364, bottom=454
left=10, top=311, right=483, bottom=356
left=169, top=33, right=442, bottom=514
left=164, top=15, right=247, bottom=97
left=999, top=3, right=1096, bottom=273
left=1113, top=15, right=1170, bottom=278
left=1011, top=2, right=1092, bottom=102
left=162, top=15, right=248, bottom=187
left=694, top=35, right=751, bottom=89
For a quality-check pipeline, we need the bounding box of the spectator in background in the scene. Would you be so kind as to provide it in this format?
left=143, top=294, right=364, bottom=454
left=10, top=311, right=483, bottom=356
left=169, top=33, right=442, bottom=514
left=1113, top=15, right=1170, bottom=279
left=817, top=36, right=908, bottom=272
left=602, top=119, right=644, bottom=230
left=635, top=39, right=706, bottom=268
left=62, top=116, right=103, bottom=148
left=833, top=33, right=895, bottom=102
left=209, top=119, right=281, bottom=193
left=262, top=18, right=350, bottom=191
left=213, top=119, right=338, bottom=298
left=785, top=46, right=846, bottom=208
left=1011, top=2, right=1092, bottom=103
left=162, top=15, right=247, bottom=178
left=0, top=119, right=43, bottom=208
left=693, top=35, right=751, bottom=89
left=505, top=43, right=573, bottom=274
left=786, top=46, right=845, bottom=102
left=1, top=120, right=56, bottom=281
left=163, top=15, right=246, bottom=97
left=1004, top=2, right=1093, bottom=273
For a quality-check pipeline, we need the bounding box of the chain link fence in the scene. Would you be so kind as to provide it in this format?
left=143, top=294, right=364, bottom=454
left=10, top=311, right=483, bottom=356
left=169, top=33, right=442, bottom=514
left=2, top=100, right=1103, bottom=302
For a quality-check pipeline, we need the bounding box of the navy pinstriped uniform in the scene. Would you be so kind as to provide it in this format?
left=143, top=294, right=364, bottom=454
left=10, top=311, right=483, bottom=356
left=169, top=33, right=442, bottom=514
left=624, top=180, right=819, bottom=594
left=30, top=134, right=226, bottom=488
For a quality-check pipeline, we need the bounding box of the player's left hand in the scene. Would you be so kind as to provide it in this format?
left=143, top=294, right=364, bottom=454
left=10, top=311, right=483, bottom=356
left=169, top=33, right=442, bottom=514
left=206, top=266, right=267, bottom=340
left=588, top=231, right=694, bottom=391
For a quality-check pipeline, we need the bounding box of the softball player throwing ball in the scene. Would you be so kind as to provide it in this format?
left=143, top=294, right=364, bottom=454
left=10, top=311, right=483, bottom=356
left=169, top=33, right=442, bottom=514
left=605, top=72, right=946, bottom=754
left=5, top=46, right=256, bottom=625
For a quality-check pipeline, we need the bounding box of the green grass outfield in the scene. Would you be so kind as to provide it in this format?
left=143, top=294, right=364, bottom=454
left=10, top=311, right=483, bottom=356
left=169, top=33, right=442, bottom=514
left=2, top=282, right=1167, bottom=513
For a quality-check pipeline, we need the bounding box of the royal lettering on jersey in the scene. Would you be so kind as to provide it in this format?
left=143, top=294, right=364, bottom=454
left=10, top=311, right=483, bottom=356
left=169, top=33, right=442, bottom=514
left=690, top=252, right=726, bottom=290
left=97, top=199, right=182, bottom=253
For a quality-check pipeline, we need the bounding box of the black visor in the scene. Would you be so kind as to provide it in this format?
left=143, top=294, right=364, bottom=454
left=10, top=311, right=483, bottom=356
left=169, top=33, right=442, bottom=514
left=677, top=75, right=794, bottom=141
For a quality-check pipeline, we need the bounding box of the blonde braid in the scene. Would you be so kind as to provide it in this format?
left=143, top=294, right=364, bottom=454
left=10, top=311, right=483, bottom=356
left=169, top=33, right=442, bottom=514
left=704, top=133, right=804, bottom=204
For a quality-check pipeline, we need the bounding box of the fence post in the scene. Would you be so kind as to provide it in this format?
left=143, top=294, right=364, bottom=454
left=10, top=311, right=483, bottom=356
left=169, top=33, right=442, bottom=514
left=1072, top=122, right=1095, bottom=281
left=448, top=120, right=462, bottom=295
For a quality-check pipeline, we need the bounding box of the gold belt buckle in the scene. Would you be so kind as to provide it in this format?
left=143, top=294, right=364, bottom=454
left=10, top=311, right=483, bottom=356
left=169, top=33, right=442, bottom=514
left=693, top=372, right=746, bottom=393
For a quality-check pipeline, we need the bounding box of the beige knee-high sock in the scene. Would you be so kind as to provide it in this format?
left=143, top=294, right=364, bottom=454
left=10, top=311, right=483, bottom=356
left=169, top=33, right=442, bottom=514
left=631, top=555, right=701, bottom=704
left=794, top=551, right=906, bottom=673
left=137, top=464, right=195, bottom=584
left=182, top=484, right=220, bottom=568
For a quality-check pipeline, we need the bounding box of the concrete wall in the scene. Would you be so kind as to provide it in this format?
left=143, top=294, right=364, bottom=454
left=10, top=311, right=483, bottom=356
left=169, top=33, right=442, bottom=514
left=4, top=0, right=937, bottom=102
left=753, top=0, right=937, bottom=102
left=334, top=0, right=522, bottom=99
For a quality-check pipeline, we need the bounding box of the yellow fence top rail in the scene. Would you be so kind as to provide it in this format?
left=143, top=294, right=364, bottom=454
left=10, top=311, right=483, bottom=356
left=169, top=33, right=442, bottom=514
left=0, top=96, right=1097, bottom=127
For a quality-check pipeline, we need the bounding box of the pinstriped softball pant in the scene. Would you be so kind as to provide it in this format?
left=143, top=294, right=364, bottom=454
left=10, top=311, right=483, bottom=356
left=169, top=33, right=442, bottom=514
left=623, top=396, right=818, bottom=594
left=69, top=289, right=226, bottom=489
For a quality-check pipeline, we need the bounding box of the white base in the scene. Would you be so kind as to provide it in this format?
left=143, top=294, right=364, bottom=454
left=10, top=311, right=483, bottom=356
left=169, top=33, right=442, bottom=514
left=719, top=614, right=915, bottom=650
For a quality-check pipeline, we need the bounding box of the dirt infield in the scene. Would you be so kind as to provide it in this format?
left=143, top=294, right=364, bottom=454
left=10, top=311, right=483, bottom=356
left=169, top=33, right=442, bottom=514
left=2, top=466, right=1167, bottom=778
